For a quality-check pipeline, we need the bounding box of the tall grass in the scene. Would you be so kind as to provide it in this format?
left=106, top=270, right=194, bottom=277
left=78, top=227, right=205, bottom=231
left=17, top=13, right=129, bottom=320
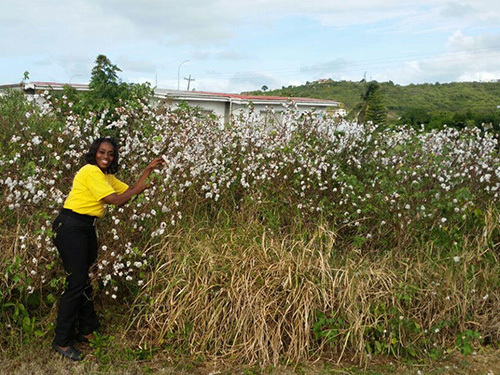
left=125, top=206, right=499, bottom=364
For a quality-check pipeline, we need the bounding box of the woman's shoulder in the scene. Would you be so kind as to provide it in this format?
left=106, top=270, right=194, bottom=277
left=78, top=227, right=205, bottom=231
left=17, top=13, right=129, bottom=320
left=79, top=164, right=101, bottom=172
left=75, top=164, right=104, bottom=178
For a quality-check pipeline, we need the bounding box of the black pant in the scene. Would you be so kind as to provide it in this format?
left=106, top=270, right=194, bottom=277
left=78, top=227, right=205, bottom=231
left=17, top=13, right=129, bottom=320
left=52, top=209, right=100, bottom=347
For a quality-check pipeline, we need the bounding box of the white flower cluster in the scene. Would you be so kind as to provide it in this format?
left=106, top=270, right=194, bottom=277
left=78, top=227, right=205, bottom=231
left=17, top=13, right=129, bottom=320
left=1, top=96, right=499, bottom=297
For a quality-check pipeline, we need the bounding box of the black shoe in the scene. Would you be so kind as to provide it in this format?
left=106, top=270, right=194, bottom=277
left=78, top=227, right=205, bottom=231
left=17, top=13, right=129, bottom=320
left=52, top=343, right=84, bottom=361
left=75, top=332, right=94, bottom=343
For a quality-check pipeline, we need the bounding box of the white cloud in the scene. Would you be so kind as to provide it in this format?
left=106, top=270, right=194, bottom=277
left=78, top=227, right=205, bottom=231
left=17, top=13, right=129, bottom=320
left=380, top=31, right=500, bottom=84
left=300, top=59, right=351, bottom=78
left=446, top=30, right=500, bottom=53
left=446, top=30, right=477, bottom=51
left=440, top=2, right=475, bottom=18
left=190, top=49, right=249, bottom=61
left=0, top=1, right=134, bottom=56
left=118, top=57, right=157, bottom=74
left=2, top=0, right=500, bottom=90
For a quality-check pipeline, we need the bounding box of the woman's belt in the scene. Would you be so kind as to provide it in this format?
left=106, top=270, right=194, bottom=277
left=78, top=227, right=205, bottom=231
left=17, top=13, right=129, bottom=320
left=60, top=208, right=98, bottom=226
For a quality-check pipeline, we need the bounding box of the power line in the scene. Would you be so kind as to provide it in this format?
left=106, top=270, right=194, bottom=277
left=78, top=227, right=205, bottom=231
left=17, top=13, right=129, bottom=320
left=191, top=45, right=500, bottom=81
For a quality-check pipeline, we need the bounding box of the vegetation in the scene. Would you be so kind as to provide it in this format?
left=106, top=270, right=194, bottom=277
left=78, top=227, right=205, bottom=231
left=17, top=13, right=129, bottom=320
left=350, top=81, right=387, bottom=126
left=0, top=58, right=499, bottom=371
left=56, top=54, right=154, bottom=124
left=246, top=79, right=500, bottom=131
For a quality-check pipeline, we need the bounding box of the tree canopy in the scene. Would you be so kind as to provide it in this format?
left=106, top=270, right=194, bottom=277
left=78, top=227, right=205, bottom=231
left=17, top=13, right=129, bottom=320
left=57, top=54, right=154, bottom=125
left=245, top=79, right=500, bottom=131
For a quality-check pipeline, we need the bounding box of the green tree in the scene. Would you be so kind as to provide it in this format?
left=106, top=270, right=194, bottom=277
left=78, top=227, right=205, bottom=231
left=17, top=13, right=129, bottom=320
left=399, top=108, right=431, bottom=128
left=365, top=88, right=387, bottom=126
left=350, top=81, right=387, bottom=126
left=86, top=54, right=128, bottom=112
left=52, top=55, right=154, bottom=123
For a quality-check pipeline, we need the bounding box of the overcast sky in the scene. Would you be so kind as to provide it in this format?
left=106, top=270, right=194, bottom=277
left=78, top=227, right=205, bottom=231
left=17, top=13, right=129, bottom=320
left=1, top=0, right=500, bottom=93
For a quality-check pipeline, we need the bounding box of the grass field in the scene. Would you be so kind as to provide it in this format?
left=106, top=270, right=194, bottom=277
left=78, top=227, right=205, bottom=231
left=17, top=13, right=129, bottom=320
left=2, top=338, right=499, bottom=375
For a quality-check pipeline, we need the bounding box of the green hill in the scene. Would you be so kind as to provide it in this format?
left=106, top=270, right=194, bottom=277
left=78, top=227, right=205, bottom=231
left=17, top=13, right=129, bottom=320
left=245, top=80, right=500, bottom=129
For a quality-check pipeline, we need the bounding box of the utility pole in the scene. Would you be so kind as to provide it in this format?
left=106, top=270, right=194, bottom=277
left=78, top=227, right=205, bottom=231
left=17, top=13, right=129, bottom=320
left=184, top=75, right=195, bottom=91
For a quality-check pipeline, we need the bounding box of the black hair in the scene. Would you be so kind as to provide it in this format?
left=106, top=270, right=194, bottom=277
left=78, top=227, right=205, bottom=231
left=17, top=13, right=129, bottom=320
left=84, top=137, right=120, bottom=174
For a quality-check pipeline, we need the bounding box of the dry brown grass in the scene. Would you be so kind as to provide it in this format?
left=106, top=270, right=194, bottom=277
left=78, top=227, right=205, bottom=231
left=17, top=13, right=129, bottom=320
left=1, top=208, right=499, bottom=368
left=125, top=208, right=500, bottom=366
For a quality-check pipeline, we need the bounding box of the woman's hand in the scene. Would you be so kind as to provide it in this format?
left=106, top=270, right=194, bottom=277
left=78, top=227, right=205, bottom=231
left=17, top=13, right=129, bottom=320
left=135, top=156, right=165, bottom=192
left=104, top=157, right=165, bottom=207
left=145, top=157, right=165, bottom=172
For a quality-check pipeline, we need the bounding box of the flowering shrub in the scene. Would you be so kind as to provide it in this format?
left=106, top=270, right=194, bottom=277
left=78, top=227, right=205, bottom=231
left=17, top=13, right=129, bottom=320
left=0, top=88, right=499, bottom=362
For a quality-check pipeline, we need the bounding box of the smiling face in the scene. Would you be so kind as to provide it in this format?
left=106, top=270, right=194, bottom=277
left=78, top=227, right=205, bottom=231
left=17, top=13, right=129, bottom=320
left=95, top=142, right=115, bottom=172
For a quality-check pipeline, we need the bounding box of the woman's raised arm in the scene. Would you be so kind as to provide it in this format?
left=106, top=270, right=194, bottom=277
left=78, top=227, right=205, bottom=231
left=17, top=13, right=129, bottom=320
left=102, top=157, right=164, bottom=207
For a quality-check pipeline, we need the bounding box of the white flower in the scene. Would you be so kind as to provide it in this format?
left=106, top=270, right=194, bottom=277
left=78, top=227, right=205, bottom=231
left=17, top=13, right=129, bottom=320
left=453, top=256, right=460, bottom=263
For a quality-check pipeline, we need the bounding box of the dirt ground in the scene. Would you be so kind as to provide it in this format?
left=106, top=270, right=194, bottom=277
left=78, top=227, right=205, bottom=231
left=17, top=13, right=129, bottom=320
left=1, top=342, right=500, bottom=375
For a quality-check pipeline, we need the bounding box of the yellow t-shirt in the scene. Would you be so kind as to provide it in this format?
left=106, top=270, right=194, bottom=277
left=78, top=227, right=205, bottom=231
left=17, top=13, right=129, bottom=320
left=63, top=164, right=129, bottom=218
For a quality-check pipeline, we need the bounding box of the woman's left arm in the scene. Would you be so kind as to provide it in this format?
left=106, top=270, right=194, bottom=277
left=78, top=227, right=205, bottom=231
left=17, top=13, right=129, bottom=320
left=102, top=157, right=164, bottom=207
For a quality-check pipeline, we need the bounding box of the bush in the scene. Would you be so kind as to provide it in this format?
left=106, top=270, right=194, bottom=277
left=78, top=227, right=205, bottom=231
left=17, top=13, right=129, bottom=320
left=0, top=91, right=499, bottom=364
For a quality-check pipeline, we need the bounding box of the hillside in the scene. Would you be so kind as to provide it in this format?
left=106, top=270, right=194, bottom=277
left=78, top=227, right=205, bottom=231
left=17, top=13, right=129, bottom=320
left=245, top=80, right=500, bottom=127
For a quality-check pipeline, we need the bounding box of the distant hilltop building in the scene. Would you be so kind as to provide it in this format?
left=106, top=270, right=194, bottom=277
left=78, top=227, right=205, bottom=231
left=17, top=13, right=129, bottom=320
left=314, top=78, right=333, bottom=84
left=0, top=81, right=341, bottom=124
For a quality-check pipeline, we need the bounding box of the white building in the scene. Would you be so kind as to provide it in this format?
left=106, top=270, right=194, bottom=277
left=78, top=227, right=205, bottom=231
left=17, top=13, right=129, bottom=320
left=0, top=82, right=340, bottom=123
left=333, top=108, right=347, bottom=117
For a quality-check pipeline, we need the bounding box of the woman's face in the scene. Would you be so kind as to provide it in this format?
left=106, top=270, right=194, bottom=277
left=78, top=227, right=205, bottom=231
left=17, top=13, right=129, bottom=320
left=95, top=142, right=114, bottom=171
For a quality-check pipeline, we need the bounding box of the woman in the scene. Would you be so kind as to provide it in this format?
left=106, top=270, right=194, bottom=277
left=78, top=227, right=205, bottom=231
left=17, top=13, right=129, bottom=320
left=51, top=137, right=163, bottom=361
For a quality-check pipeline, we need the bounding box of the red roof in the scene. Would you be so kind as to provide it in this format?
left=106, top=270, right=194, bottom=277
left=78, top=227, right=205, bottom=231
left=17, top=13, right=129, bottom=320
left=28, top=82, right=338, bottom=104
left=186, top=90, right=338, bottom=104
left=31, top=81, right=88, bottom=87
